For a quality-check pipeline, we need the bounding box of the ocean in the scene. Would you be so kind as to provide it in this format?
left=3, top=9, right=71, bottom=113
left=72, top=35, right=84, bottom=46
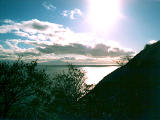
left=38, top=65, right=118, bottom=85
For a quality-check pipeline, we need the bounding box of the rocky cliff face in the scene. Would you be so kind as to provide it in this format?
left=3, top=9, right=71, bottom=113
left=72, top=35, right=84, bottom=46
left=80, top=41, right=160, bottom=120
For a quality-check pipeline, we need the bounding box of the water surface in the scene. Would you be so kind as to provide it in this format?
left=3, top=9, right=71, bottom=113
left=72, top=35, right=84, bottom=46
left=38, top=65, right=118, bottom=85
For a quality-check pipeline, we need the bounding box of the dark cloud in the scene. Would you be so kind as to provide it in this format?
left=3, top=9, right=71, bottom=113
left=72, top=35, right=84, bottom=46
left=36, top=43, right=87, bottom=55
left=89, top=44, right=110, bottom=57
left=31, top=22, right=49, bottom=31
left=36, top=43, right=134, bottom=57
left=22, top=20, right=49, bottom=31
left=15, top=52, right=41, bottom=57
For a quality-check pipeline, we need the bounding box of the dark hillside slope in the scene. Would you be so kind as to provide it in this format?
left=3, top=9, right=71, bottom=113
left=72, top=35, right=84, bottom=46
left=80, top=41, right=160, bottom=120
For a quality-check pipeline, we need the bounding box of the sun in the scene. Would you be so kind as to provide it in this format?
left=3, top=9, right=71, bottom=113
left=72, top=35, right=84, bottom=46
left=88, top=0, right=121, bottom=32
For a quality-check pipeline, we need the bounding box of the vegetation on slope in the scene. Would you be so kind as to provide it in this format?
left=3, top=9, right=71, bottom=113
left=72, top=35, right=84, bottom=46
left=0, top=59, right=89, bottom=120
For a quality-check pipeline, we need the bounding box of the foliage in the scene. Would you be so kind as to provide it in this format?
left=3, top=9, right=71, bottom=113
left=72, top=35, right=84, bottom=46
left=0, top=59, right=52, bottom=119
left=0, top=60, right=88, bottom=119
left=51, top=64, right=88, bottom=114
left=116, top=55, right=133, bottom=66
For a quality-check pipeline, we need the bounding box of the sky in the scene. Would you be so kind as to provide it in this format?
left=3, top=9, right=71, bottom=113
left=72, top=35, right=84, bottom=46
left=0, top=0, right=159, bottom=65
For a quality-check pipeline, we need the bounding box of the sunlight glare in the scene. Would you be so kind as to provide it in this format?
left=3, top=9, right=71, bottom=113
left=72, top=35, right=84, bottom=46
left=88, top=0, right=121, bottom=32
left=84, top=66, right=118, bottom=85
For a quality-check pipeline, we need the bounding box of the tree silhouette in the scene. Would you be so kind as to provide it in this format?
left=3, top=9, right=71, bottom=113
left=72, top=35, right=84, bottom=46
left=51, top=64, right=88, bottom=114
left=0, top=60, right=89, bottom=119
left=0, top=59, right=52, bottom=119
left=116, top=55, right=133, bottom=66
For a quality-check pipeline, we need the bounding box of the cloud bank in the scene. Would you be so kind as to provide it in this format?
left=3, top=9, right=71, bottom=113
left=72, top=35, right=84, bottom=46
left=0, top=19, right=134, bottom=65
left=36, top=43, right=134, bottom=57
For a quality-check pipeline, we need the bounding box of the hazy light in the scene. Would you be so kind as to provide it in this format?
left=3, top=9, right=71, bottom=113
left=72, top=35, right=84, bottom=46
left=88, top=0, right=121, bottom=32
left=84, top=66, right=118, bottom=84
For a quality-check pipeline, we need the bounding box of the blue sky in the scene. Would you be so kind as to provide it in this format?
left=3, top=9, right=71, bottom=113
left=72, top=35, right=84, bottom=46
left=0, top=0, right=160, bottom=65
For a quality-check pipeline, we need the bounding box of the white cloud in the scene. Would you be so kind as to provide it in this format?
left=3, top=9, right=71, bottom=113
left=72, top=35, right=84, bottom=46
left=62, top=8, right=82, bottom=20
left=0, top=39, right=41, bottom=60
left=0, top=19, right=69, bottom=43
left=62, top=10, right=68, bottom=17
left=42, top=1, right=56, bottom=10
left=0, top=19, right=134, bottom=64
left=3, top=19, right=15, bottom=24
left=148, top=40, right=157, bottom=44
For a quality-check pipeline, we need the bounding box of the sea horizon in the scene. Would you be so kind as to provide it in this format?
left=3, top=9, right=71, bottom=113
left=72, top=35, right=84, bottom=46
left=38, top=64, right=119, bottom=67
left=37, top=64, right=119, bottom=84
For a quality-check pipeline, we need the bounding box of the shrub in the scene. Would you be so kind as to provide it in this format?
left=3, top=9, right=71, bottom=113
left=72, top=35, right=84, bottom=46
left=51, top=64, right=88, bottom=114
left=0, top=59, right=52, bottom=119
left=0, top=60, right=88, bottom=119
left=116, top=55, right=133, bottom=66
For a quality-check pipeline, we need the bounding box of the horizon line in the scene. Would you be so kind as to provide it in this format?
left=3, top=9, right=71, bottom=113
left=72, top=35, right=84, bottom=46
left=38, top=64, right=120, bottom=67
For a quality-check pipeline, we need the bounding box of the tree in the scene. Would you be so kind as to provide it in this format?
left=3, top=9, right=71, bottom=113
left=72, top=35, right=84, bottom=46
left=0, top=59, right=89, bottom=119
left=0, top=59, right=52, bottom=119
left=116, top=55, right=133, bottom=66
left=51, top=64, right=88, bottom=114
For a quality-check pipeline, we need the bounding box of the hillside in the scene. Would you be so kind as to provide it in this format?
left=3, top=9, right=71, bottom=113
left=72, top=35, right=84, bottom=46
left=79, top=41, right=160, bottom=120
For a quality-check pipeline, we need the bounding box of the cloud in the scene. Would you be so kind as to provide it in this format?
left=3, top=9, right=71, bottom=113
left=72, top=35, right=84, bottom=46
left=60, top=57, right=76, bottom=61
left=62, top=9, right=82, bottom=20
left=0, top=19, right=68, bottom=43
left=148, top=40, right=157, bottom=44
left=36, top=43, right=134, bottom=57
left=15, top=51, right=41, bottom=57
left=42, top=2, right=56, bottom=10
left=0, top=39, right=40, bottom=59
left=0, top=19, right=134, bottom=64
left=0, top=19, right=103, bottom=46
left=3, top=19, right=15, bottom=24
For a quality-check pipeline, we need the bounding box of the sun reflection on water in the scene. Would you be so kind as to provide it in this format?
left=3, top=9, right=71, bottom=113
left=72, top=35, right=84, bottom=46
left=83, top=66, right=118, bottom=85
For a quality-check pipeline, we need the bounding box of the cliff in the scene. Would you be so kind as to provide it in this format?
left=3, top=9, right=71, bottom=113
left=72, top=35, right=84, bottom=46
left=80, top=41, right=160, bottom=120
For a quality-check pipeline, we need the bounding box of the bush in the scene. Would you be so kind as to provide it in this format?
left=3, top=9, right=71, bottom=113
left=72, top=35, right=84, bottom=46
left=0, top=60, right=88, bottom=119
left=0, top=59, right=52, bottom=119
left=116, top=55, right=133, bottom=66
left=51, top=64, right=88, bottom=114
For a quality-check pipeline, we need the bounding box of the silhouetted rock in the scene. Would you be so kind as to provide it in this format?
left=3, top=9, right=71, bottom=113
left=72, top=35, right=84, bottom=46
left=80, top=41, right=160, bottom=120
